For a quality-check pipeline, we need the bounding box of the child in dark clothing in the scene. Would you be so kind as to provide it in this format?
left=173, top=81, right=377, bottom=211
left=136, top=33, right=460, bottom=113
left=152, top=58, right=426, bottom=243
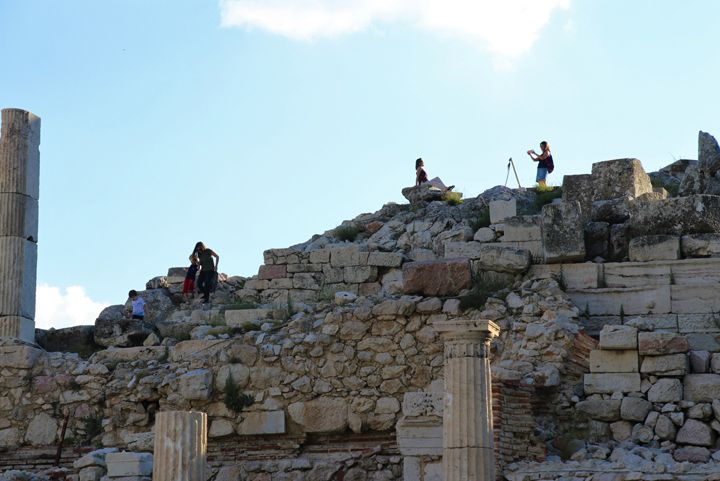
left=182, top=255, right=199, bottom=301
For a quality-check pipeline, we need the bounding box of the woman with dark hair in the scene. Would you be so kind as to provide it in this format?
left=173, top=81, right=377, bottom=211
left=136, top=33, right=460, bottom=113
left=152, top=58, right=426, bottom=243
left=192, top=241, right=219, bottom=304
left=527, top=141, right=554, bottom=187
left=415, top=158, right=453, bottom=190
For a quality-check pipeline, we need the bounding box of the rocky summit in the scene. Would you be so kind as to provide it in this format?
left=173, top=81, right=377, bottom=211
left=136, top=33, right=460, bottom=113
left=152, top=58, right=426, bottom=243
left=3, top=131, right=720, bottom=481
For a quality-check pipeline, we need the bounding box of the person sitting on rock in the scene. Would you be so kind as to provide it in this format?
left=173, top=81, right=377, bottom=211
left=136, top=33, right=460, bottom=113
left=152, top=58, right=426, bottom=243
left=415, top=158, right=454, bottom=191
left=527, top=141, right=554, bottom=187
left=192, top=241, right=220, bottom=304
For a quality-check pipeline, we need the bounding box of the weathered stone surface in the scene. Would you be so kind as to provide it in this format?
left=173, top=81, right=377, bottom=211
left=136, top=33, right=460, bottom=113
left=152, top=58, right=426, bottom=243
left=288, top=398, right=348, bottom=433
left=585, top=222, right=610, bottom=260
left=541, top=201, right=585, bottom=263
left=671, top=284, right=720, bottom=314
left=620, top=397, right=652, bottom=422
left=215, top=364, right=250, bottom=391
left=631, top=423, right=653, bottom=444
left=224, top=308, right=271, bottom=327
left=609, top=223, right=629, bottom=261
left=35, top=325, right=97, bottom=355
left=676, top=418, right=716, bottom=447
left=502, top=215, right=541, bottom=242
left=591, top=158, right=653, bottom=201
left=0, top=237, right=37, bottom=320
left=91, top=345, right=166, bottom=364
left=609, top=420, right=632, bottom=442
left=591, top=197, right=632, bottom=224
left=655, top=414, right=676, bottom=441
left=396, top=418, right=442, bottom=456
left=628, top=235, right=680, bottom=262
left=473, top=227, right=495, bottom=243
left=638, top=332, right=689, bottom=355
left=575, top=399, right=621, bottom=421
left=178, top=369, right=213, bottom=400
left=106, top=452, right=153, bottom=477
left=94, top=318, right=156, bottom=348
left=589, top=350, right=638, bottom=373
left=258, top=264, right=287, bottom=280
left=443, top=241, right=484, bottom=259
left=684, top=374, right=720, bottom=402
left=329, top=244, right=368, bottom=267
left=584, top=373, right=641, bottom=394
left=489, top=199, right=516, bottom=224
left=0, top=344, right=44, bottom=368
left=599, top=325, right=637, bottom=350
left=561, top=174, right=593, bottom=220
left=367, top=252, right=403, bottom=267
left=562, top=263, right=603, bottom=289
left=476, top=244, right=530, bottom=274
left=682, top=233, right=720, bottom=258
left=647, top=378, right=683, bottom=402
left=402, top=259, right=471, bottom=296
left=24, top=412, right=57, bottom=445
left=640, top=353, right=688, bottom=376
left=673, top=446, right=710, bottom=463
left=402, top=184, right=445, bottom=204
left=690, top=350, right=711, bottom=373
left=237, top=411, right=285, bottom=435
left=627, top=195, right=720, bottom=237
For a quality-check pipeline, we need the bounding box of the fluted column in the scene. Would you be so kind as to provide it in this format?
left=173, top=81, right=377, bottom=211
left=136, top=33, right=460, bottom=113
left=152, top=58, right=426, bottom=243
left=153, top=411, right=207, bottom=481
left=0, top=108, right=40, bottom=344
left=433, top=318, right=500, bottom=481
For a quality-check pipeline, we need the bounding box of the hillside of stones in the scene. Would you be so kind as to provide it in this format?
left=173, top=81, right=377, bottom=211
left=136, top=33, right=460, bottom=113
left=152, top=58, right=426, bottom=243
left=4, top=131, right=720, bottom=481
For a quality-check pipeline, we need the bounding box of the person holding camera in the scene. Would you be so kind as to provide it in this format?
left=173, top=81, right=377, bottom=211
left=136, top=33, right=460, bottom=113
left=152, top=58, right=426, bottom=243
left=527, top=141, right=554, bottom=187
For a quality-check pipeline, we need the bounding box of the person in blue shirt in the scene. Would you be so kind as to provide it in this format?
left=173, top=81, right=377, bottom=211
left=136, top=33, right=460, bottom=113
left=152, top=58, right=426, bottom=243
left=127, top=290, right=149, bottom=320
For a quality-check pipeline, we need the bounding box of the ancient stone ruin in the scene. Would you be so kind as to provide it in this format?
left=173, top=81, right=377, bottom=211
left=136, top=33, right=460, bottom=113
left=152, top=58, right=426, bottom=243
left=4, top=109, right=720, bottom=481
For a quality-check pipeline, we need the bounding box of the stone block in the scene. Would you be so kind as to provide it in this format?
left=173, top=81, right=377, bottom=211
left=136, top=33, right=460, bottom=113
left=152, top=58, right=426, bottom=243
left=648, top=378, right=683, bottom=402
left=90, top=346, right=166, bottom=364
left=170, top=340, right=227, bottom=363
left=24, top=412, right=57, bottom=445
left=402, top=184, right=445, bottom=204
left=568, top=286, right=671, bottom=316
left=0, top=316, right=34, bottom=343
left=0, top=109, right=41, bottom=198
left=473, top=227, right=495, bottom=242
left=690, top=351, right=711, bottom=373
left=402, top=259, right=471, bottom=296
left=476, top=244, right=531, bottom=274
left=402, top=391, right=442, bottom=417
left=603, top=261, right=671, bottom=288
left=329, top=244, right=368, bottom=267
left=672, top=284, right=720, bottom=314
left=627, top=195, right=720, bottom=238
left=575, top=399, right=621, bottom=421
left=589, top=349, right=639, bottom=373
left=443, top=241, right=484, bottom=259
left=541, top=201, right=586, bottom=263
left=561, top=174, right=593, bottom=220
left=215, top=364, right=250, bottom=391
left=489, top=199, right=516, bottom=224
left=237, top=411, right=285, bottom=435
left=623, top=314, right=678, bottom=332
left=682, top=233, right=720, bottom=258
left=308, top=249, right=330, bottom=264
left=687, top=333, right=720, bottom=352
left=585, top=221, right=610, bottom=259
left=676, top=419, right=716, bottom=447
left=591, top=197, right=632, bottom=224
left=599, top=325, right=638, bottom=350
left=678, top=314, right=720, bottom=334
left=105, top=452, right=153, bottom=477
left=638, top=332, right=689, bottom=355
left=620, top=397, right=652, bottom=422
left=0, top=344, right=44, bottom=368
left=0, top=193, right=38, bottom=241
left=684, top=374, right=720, bottom=402
left=609, top=223, right=629, bottom=261
left=288, top=397, right=348, bottom=433
left=499, top=240, right=542, bottom=263
left=591, top=158, right=653, bottom=201
left=502, top=215, right=541, bottom=242
left=209, top=419, right=235, bottom=438
left=94, top=318, right=156, bottom=348
left=0, top=237, right=37, bottom=319
left=583, top=373, right=641, bottom=394
left=224, top=308, right=271, bottom=327
left=178, top=369, right=213, bottom=401
left=628, top=235, right=681, bottom=262
left=343, top=266, right=377, bottom=284
left=258, top=265, right=287, bottom=280
left=560, top=263, right=603, bottom=289
left=396, top=417, right=442, bottom=456
left=367, top=252, right=403, bottom=267
left=640, top=353, right=688, bottom=376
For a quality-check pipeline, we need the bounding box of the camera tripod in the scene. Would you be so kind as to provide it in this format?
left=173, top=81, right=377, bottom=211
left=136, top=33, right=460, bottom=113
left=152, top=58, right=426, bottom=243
left=504, top=157, right=522, bottom=189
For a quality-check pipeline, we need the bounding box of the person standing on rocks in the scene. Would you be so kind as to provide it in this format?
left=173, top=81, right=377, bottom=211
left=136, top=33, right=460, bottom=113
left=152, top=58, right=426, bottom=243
left=415, top=158, right=454, bottom=191
left=192, top=242, right=220, bottom=304
left=527, top=141, right=554, bottom=187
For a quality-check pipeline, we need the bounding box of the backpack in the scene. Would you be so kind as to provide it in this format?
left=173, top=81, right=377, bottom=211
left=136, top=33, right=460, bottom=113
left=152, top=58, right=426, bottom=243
left=546, top=156, right=555, bottom=174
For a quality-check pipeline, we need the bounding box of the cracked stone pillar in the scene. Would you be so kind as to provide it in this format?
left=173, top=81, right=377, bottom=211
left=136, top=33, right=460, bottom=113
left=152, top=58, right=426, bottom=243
left=433, top=318, right=500, bottom=481
left=0, top=108, right=40, bottom=343
left=153, top=411, right=207, bottom=481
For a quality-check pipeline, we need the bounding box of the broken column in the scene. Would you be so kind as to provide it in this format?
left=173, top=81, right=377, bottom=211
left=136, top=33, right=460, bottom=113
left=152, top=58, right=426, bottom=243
left=0, top=108, right=40, bottom=343
left=152, top=411, right=207, bottom=481
left=433, top=318, right=500, bottom=481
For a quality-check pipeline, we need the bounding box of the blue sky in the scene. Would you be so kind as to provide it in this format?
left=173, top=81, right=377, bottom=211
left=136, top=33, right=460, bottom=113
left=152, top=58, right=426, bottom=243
left=1, top=0, right=719, bottom=328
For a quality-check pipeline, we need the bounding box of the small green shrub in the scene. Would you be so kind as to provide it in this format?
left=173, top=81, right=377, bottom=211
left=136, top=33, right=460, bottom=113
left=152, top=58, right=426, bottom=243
left=335, top=224, right=362, bottom=242
left=224, top=301, right=258, bottom=310
left=224, top=373, right=254, bottom=412
left=534, top=186, right=562, bottom=208
left=174, top=332, right=191, bottom=341
left=444, top=191, right=463, bottom=206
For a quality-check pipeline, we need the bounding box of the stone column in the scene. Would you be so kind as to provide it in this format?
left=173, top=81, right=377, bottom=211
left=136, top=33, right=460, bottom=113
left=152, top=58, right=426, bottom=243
left=433, top=318, right=500, bottom=481
left=153, top=411, right=207, bottom=481
left=0, top=108, right=40, bottom=343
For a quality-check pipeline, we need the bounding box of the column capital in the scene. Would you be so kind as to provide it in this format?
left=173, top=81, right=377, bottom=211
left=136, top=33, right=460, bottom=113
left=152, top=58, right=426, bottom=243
left=432, top=318, right=500, bottom=341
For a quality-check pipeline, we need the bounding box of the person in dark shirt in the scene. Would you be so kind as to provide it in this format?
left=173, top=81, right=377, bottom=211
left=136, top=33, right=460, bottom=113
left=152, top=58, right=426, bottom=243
left=192, top=241, right=220, bottom=304
left=527, top=141, right=553, bottom=187
left=415, top=158, right=454, bottom=190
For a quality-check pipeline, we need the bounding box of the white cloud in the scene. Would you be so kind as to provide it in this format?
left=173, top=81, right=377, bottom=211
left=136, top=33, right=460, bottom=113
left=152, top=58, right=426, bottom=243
left=220, top=0, right=570, bottom=57
left=35, top=284, right=110, bottom=330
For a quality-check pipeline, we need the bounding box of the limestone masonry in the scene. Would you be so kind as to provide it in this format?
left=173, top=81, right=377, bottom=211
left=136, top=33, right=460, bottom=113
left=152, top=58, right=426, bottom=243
left=3, top=113, right=720, bottom=481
